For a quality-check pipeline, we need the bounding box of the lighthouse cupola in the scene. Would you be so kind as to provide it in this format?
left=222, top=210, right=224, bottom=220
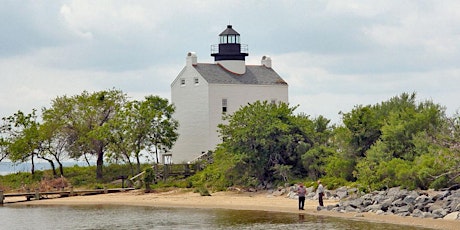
left=211, top=25, right=248, bottom=74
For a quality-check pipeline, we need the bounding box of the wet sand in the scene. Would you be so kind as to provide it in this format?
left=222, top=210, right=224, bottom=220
left=5, top=189, right=459, bottom=230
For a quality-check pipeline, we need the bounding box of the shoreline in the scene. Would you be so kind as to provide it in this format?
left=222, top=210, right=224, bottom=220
left=4, top=189, right=459, bottom=230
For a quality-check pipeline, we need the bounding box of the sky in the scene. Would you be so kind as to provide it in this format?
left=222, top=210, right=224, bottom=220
left=1, top=0, right=459, bottom=125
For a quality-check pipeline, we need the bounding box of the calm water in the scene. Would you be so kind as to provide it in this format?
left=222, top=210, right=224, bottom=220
left=0, top=205, right=430, bottom=230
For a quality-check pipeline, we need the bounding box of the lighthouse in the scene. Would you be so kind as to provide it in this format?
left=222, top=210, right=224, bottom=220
left=211, top=25, right=248, bottom=74
left=170, top=25, right=288, bottom=163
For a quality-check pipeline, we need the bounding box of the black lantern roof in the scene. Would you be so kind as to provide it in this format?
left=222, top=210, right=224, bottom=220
left=219, top=25, right=240, bottom=36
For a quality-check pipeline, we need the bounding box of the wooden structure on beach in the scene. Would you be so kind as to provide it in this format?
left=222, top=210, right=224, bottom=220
left=0, top=158, right=212, bottom=205
left=0, top=187, right=134, bottom=205
left=129, top=163, right=204, bottom=185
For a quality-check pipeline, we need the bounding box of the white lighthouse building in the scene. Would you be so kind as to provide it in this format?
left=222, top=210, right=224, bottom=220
left=170, top=25, right=288, bottom=163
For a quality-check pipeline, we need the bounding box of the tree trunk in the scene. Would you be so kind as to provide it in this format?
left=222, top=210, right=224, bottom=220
left=58, top=161, right=64, bottom=176
left=155, top=146, right=159, bottom=164
left=96, top=150, right=104, bottom=180
left=128, top=160, right=134, bottom=176
left=53, top=155, right=65, bottom=176
left=42, top=157, right=56, bottom=176
left=31, top=152, right=35, bottom=175
left=136, top=154, right=141, bottom=174
left=84, top=153, right=91, bottom=166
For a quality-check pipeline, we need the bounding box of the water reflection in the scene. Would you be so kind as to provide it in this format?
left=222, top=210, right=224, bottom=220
left=0, top=205, right=431, bottom=230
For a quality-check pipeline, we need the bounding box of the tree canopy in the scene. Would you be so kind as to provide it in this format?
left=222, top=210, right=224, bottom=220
left=1, top=89, right=178, bottom=180
left=193, top=93, right=459, bottom=191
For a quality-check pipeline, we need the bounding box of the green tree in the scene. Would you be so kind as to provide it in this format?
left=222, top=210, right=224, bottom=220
left=38, top=119, right=69, bottom=176
left=218, top=101, right=313, bottom=186
left=325, top=126, right=356, bottom=181
left=1, top=110, right=41, bottom=174
left=300, top=115, right=335, bottom=180
left=354, top=94, right=447, bottom=190
left=44, top=89, right=127, bottom=180
left=108, top=95, right=178, bottom=174
left=341, top=105, right=381, bottom=158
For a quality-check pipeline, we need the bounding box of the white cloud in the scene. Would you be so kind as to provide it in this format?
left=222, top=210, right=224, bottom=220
left=1, top=0, right=460, bottom=125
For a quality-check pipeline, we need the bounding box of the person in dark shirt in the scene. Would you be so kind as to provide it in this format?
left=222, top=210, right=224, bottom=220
left=297, top=183, right=306, bottom=210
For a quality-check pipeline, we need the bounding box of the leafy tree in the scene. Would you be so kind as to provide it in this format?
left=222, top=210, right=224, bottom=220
left=142, top=95, right=178, bottom=164
left=218, top=101, right=313, bottom=186
left=354, top=93, right=448, bottom=190
left=300, top=115, right=335, bottom=180
left=325, top=126, right=356, bottom=181
left=1, top=110, right=41, bottom=174
left=341, top=105, right=381, bottom=158
left=380, top=100, right=444, bottom=160
left=108, top=95, right=178, bottom=174
left=38, top=119, right=69, bottom=176
left=44, top=89, right=127, bottom=180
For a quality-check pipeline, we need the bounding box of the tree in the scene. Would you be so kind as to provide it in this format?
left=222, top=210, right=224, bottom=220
left=353, top=94, right=448, bottom=190
left=108, top=95, right=178, bottom=174
left=1, top=110, right=41, bottom=174
left=341, top=105, right=381, bottom=158
left=301, top=116, right=335, bottom=179
left=218, top=101, right=313, bottom=185
left=44, top=89, right=127, bottom=180
left=141, top=95, right=178, bottom=164
left=38, top=120, right=69, bottom=176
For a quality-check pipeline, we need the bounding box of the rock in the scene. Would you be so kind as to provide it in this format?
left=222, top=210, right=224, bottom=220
left=422, top=212, right=435, bottom=219
left=394, top=204, right=413, bottom=214
left=317, top=206, right=327, bottom=211
left=336, top=189, right=348, bottom=199
left=345, top=206, right=358, bottom=212
left=375, top=210, right=384, bottom=215
left=411, top=209, right=424, bottom=218
left=397, top=212, right=411, bottom=217
left=433, top=191, right=450, bottom=201
left=443, top=211, right=460, bottom=220
left=272, top=189, right=284, bottom=196
left=432, top=208, right=448, bottom=218
left=392, top=198, right=406, bottom=207
left=363, top=204, right=382, bottom=212
left=380, top=198, right=394, bottom=212
left=403, top=195, right=417, bottom=205
left=387, top=187, right=401, bottom=197
left=415, top=194, right=429, bottom=203
left=349, top=197, right=364, bottom=208
left=428, top=200, right=444, bottom=212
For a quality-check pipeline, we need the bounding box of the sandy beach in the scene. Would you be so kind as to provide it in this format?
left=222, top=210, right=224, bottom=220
left=4, top=189, right=459, bottom=230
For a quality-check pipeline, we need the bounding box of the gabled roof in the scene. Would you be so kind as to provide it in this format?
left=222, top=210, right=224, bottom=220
left=193, top=63, right=288, bottom=85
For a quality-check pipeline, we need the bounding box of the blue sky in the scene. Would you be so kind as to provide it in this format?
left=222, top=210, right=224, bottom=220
left=1, top=0, right=459, bottom=124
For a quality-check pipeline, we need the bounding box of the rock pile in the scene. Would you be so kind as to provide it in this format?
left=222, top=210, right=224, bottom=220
left=286, top=185, right=460, bottom=220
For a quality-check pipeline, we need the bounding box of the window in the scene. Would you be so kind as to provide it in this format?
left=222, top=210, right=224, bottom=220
left=194, top=77, right=199, bottom=85
left=180, top=78, right=185, bottom=86
left=270, top=99, right=276, bottom=105
left=222, top=98, right=227, bottom=113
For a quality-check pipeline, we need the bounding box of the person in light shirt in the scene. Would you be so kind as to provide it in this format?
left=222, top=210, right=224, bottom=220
left=317, top=180, right=324, bottom=207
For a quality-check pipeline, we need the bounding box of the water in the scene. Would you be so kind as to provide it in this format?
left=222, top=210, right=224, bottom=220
left=0, top=162, right=88, bottom=175
left=0, top=205, right=430, bottom=230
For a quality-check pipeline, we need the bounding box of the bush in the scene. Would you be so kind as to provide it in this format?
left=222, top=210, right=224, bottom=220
left=194, top=187, right=211, bottom=196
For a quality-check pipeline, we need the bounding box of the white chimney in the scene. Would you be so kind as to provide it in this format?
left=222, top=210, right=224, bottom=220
left=186, top=52, right=197, bottom=66
left=261, top=55, right=272, bottom=68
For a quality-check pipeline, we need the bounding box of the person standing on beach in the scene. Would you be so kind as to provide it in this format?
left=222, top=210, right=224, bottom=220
left=317, top=180, right=324, bottom=207
left=297, top=183, right=306, bottom=210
